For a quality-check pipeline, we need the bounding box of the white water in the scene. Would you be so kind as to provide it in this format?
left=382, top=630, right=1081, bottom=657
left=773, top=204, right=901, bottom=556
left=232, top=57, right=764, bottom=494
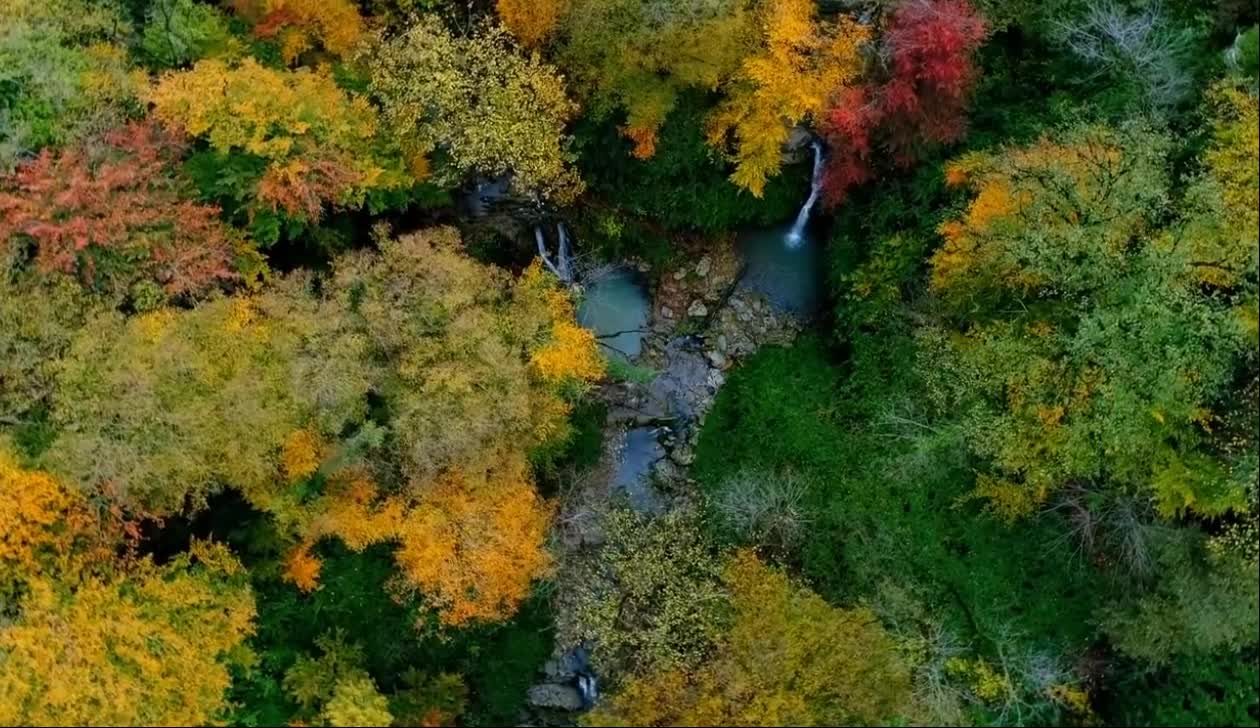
left=784, top=140, right=824, bottom=248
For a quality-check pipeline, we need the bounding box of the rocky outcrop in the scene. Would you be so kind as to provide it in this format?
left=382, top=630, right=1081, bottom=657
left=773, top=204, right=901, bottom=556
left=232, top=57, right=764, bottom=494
left=527, top=683, right=584, bottom=711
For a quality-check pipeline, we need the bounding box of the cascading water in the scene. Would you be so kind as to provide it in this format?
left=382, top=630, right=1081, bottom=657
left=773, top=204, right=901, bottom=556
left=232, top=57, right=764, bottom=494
left=784, top=140, right=824, bottom=248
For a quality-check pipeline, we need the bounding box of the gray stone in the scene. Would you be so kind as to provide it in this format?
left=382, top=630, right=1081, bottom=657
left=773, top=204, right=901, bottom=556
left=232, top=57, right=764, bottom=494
left=670, top=445, right=695, bottom=466
left=694, top=256, right=712, bottom=277
left=527, top=684, right=583, bottom=711
left=660, top=305, right=674, bottom=320
left=687, top=300, right=708, bottom=318
left=707, top=368, right=726, bottom=389
left=673, top=269, right=687, bottom=281
left=716, top=334, right=728, bottom=352
left=706, top=350, right=727, bottom=369
left=653, top=457, right=681, bottom=481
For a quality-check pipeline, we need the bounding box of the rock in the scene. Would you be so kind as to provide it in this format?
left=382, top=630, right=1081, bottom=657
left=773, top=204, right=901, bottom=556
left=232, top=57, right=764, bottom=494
left=716, top=334, right=728, bottom=353
left=660, top=305, right=674, bottom=320
left=543, top=659, right=574, bottom=682
left=687, top=300, right=708, bottom=318
left=706, top=350, right=727, bottom=368
left=527, top=684, right=583, bottom=711
left=653, top=457, right=681, bottom=482
left=707, top=368, right=726, bottom=389
left=673, top=269, right=687, bottom=281
left=671, top=445, right=695, bottom=466
left=694, top=256, right=711, bottom=278
left=637, top=261, right=651, bottom=272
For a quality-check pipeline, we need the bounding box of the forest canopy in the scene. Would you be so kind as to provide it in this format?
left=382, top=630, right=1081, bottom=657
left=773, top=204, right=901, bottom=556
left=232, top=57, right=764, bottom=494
left=0, top=0, right=1257, bottom=726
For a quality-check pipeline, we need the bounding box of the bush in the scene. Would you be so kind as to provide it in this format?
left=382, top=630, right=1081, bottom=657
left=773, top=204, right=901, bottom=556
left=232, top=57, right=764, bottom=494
left=711, top=469, right=812, bottom=556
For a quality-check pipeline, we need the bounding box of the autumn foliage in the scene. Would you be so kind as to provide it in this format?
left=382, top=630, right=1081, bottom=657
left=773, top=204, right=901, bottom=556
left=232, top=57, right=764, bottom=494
left=821, top=0, right=987, bottom=204
left=498, top=0, right=568, bottom=47
left=708, top=0, right=869, bottom=196
left=229, top=0, right=365, bottom=63
left=0, top=122, right=243, bottom=299
left=585, top=550, right=912, bottom=726
left=0, top=542, right=256, bottom=726
left=148, top=58, right=405, bottom=221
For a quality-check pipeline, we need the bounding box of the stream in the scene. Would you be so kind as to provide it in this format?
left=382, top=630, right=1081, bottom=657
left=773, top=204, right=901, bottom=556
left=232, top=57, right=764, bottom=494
left=530, top=140, right=824, bottom=719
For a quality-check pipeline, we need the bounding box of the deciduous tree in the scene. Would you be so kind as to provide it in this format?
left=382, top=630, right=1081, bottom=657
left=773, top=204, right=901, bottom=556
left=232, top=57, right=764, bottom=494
left=559, top=0, right=754, bottom=158
left=586, top=550, right=912, bottom=726
left=0, top=541, right=256, bottom=726
left=47, top=293, right=371, bottom=516
left=366, top=17, right=584, bottom=203
left=821, top=0, right=988, bottom=204
left=0, top=0, right=144, bottom=170
left=149, top=58, right=410, bottom=221
left=0, top=122, right=249, bottom=302
left=707, top=0, right=869, bottom=196
left=925, top=124, right=1251, bottom=520
left=229, top=0, right=365, bottom=64
left=498, top=0, right=569, bottom=47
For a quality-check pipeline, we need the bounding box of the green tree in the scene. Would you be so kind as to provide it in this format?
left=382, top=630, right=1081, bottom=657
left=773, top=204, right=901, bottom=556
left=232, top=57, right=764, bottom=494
left=0, top=0, right=144, bottom=170
left=557, top=0, right=754, bottom=158
left=926, top=123, right=1251, bottom=521
left=556, top=509, right=728, bottom=676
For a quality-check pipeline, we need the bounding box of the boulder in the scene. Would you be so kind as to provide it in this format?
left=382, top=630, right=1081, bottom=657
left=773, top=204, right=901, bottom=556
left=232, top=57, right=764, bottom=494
left=527, top=684, right=584, bottom=711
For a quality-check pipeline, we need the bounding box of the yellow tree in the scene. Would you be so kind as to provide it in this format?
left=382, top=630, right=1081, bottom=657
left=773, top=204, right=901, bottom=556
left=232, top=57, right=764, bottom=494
left=47, top=293, right=371, bottom=517
left=148, top=58, right=411, bottom=220
left=286, top=461, right=554, bottom=627
left=229, top=0, right=365, bottom=64
left=926, top=123, right=1252, bottom=520
left=707, top=0, right=869, bottom=195
left=557, top=0, right=755, bottom=158
left=587, top=550, right=912, bottom=726
left=498, top=0, right=569, bottom=47
left=281, top=229, right=598, bottom=625
left=1175, top=81, right=1259, bottom=290
left=0, top=446, right=114, bottom=586
left=365, top=18, right=584, bottom=203
left=0, top=454, right=256, bottom=727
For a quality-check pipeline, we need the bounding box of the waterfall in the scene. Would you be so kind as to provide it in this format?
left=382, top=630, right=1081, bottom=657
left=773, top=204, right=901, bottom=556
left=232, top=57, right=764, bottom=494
left=535, top=224, right=574, bottom=284
left=556, top=222, right=573, bottom=282
left=577, top=674, right=598, bottom=707
left=784, top=140, right=824, bottom=248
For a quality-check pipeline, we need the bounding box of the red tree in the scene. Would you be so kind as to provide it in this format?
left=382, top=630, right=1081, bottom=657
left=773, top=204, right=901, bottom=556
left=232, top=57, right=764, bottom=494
left=821, top=0, right=988, bottom=204
left=0, top=122, right=241, bottom=299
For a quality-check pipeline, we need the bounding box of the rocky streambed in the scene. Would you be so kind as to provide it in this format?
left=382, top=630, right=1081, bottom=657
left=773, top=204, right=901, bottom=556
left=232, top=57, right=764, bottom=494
left=523, top=232, right=807, bottom=722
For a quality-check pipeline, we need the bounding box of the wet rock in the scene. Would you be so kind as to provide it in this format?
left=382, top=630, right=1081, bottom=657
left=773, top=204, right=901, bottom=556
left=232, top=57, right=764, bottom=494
left=687, top=300, right=708, bottom=318
left=653, top=457, right=681, bottom=482
left=670, top=445, right=695, bottom=466
left=528, top=684, right=583, bottom=711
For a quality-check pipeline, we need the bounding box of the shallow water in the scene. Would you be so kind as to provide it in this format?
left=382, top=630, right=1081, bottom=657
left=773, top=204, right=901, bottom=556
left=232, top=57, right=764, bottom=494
left=577, top=268, right=650, bottom=360
left=736, top=223, right=823, bottom=315
left=612, top=428, right=665, bottom=513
